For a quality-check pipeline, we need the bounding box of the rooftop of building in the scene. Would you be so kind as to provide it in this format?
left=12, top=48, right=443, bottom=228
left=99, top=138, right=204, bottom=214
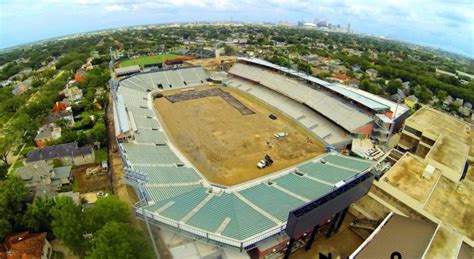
left=378, top=153, right=474, bottom=241
left=405, top=107, right=471, bottom=143
left=353, top=213, right=437, bottom=259
left=27, top=142, right=93, bottom=163
left=0, top=231, right=48, bottom=258
left=403, top=106, right=472, bottom=175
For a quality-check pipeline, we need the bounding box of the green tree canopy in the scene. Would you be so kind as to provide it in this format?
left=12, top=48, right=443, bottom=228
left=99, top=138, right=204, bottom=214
left=0, top=176, right=28, bottom=240
left=51, top=197, right=88, bottom=256
left=88, top=222, right=153, bottom=259
left=22, top=196, right=56, bottom=232
left=84, top=196, right=130, bottom=233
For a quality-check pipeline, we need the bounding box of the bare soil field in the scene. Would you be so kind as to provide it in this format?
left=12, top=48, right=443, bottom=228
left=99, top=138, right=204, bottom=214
left=72, top=165, right=109, bottom=193
left=154, top=85, right=325, bottom=186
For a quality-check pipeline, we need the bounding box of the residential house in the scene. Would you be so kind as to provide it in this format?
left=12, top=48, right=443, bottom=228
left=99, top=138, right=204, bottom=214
left=0, top=232, right=52, bottom=259
left=34, top=124, right=62, bottom=148
left=352, top=65, right=361, bottom=72
left=402, top=81, right=411, bottom=92
left=366, top=68, right=378, bottom=80
left=455, top=98, right=464, bottom=106
left=11, top=78, right=32, bottom=96
left=60, top=86, right=83, bottom=103
left=331, top=73, right=351, bottom=83
left=44, top=109, right=74, bottom=127
left=404, top=95, right=419, bottom=108
left=16, top=160, right=73, bottom=196
left=0, top=80, right=12, bottom=88
left=51, top=101, right=68, bottom=113
left=26, top=142, right=95, bottom=166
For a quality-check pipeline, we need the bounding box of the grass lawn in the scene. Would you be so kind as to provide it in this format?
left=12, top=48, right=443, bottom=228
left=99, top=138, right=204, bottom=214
left=95, top=147, right=108, bottom=164
left=119, top=54, right=180, bottom=68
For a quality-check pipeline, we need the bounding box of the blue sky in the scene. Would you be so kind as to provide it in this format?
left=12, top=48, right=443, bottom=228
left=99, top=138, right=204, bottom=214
left=0, top=0, right=473, bottom=57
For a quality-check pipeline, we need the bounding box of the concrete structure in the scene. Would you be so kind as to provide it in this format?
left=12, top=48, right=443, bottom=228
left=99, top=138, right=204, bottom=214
left=371, top=153, right=474, bottom=253
left=351, top=213, right=438, bottom=259
left=397, top=107, right=472, bottom=182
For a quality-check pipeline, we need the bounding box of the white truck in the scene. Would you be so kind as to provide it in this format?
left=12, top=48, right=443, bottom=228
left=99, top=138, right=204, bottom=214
left=274, top=132, right=289, bottom=138
left=257, top=160, right=267, bottom=169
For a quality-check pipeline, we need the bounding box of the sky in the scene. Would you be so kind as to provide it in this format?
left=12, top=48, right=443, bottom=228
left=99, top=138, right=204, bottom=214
left=0, top=0, right=473, bottom=57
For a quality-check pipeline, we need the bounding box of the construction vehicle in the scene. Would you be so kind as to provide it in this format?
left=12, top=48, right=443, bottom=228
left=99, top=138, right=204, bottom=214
left=257, top=154, right=274, bottom=169
left=274, top=132, right=289, bottom=138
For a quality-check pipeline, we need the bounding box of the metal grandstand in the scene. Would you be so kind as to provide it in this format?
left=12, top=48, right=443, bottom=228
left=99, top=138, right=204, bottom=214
left=112, top=66, right=376, bottom=251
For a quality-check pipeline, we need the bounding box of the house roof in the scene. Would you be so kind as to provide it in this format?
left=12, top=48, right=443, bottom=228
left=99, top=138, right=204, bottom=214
left=51, top=101, right=68, bottom=113
left=333, top=74, right=351, bottom=81
left=53, top=166, right=72, bottom=179
left=16, top=161, right=53, bottom=182
left=1, top=231, right=48, bottom=258
left=44, top=110, right=73, bottom=124
left=27, top=142, right=93, bottom=163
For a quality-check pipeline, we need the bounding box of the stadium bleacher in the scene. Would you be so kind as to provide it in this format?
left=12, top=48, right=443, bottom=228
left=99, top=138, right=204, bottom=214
left=229, top=63, right=373, bottom=133
left=226, top=78, right=352, bottom=147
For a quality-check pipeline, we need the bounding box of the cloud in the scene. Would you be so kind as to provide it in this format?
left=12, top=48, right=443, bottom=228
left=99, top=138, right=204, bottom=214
left=104, top=4, right=127, bottom=12
left=0, top=0, right=472, bottom=56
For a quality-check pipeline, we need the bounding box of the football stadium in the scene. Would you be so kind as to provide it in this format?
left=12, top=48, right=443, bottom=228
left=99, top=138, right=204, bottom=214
left=110, top=57, right=410, bottom=254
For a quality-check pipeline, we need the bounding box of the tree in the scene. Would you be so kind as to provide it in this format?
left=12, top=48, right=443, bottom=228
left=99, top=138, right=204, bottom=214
left=89, top=222, right=153, bottom=259
left=386, top=80, right=403, bottom=95
left=22, top=196, right=56, bottom=232
left=437, top=90, right=448, bottom=101
left=0, top=176, right=28, bottom=240
left=51, top=197, right=88, bottom=256
left=84, top=196, right=129, bottom=233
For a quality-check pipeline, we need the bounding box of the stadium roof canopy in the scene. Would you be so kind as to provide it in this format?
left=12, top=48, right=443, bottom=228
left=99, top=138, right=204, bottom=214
left=238, top=57, right=392, bottom=113
left=113, top=68, right=375, bottom=249
left=115, top=65, right=141, bottom=76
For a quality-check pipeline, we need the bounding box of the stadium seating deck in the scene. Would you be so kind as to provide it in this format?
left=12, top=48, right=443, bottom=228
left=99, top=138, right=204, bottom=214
left=186, top=193, right=277, bottom=240
left=239, top=183, right=306, bottom=221
left=116, top=68, right=375, bottom=247
left=134, top=165, right=202, bottom=184
left=122, top=143, right=180, bottom=165
left=134, top=128, right=166, bottom=144
left=298, top=162, right=357, bottom=184
left=146, top=187, right=210, bottom=221
left=145, top=185, right=202, bottom=203
left=273, top=173, right=334, bottom=200
left=324, top=154, right=373, bottom=171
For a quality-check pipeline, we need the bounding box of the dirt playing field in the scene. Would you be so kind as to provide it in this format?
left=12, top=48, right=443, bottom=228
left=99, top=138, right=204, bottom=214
left=154, top=85, right=325, bottom=186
